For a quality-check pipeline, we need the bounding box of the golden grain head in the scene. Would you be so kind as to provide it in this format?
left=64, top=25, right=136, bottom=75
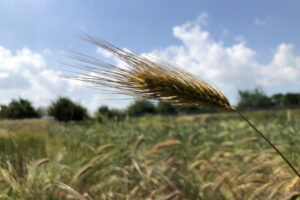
left=152, top=139, right=182, bottom=150
left=65, top=34, right=233, bottom=110
left=72, top=164, right=93, bottom=183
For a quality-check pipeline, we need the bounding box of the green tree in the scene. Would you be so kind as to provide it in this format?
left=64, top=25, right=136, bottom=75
left=48, top=97, right=87, bottom=121
left=126, top=99, right=156, bottom=117
left=0, top=98, right=39, bottom=119
left=98, top=106, right=112, bottom=118
left=157, top=102, right=177, bottom=115
left=281, top=93, right=300, bottom=106
left=237, top=88, right=273, bottom=109
left=270, top=93, right=284, bottom=107
left=175, top=105, right=202, bottom=114
left=0, top=105, right=8, bottom=119
left=96, top=105, right=124, bottom=122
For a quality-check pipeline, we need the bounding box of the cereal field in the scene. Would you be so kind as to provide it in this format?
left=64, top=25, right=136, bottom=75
left=0, top=109, right=299, bottom=199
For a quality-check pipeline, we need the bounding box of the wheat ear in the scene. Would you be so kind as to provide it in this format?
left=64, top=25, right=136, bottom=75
left=65, top=34, right=300, bottom=178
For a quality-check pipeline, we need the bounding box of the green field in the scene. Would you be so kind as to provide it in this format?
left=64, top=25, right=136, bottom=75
left=0, top=109, right=299, bottom=200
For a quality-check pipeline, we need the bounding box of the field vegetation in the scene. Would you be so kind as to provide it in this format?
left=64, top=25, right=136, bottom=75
left=0, top=109, right=299, bottom=199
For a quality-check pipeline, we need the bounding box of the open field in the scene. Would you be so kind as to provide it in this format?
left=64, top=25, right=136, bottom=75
left=0, top=109, right=299, bottom=199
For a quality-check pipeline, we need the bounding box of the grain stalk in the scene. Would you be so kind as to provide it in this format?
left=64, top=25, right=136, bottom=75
left=235, top=109, right=300, bottom=178
left=65, top=34, right=300, bottom=178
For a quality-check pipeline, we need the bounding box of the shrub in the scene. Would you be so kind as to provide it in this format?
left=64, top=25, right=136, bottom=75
left=126, top=99, right=156, bottom=117
left=96, top=105, right=124, bottom=122
left=270, top=93, right=284, bottom=107
left=281, top=93, right=300, bottom=106
left=175, top=105, right=203, bottom=114
left=98, top=106, right=113, bottom=118
left=0, top=98, right=39, bottom=119
left=48, top=97, right=87, bottom=121
left=157, top=102, right=177, bottom=115
left=237, top=88, right=273, bottom=109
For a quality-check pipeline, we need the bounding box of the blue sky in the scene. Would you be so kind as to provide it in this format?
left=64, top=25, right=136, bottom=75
left=0, top=0, right=300, bottom=111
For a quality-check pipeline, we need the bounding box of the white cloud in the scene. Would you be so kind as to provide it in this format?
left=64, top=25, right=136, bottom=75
left=259, top=44, right=300, bottom=86
left=96, top=47, right=113, bottom=58
left=96, top=47, right=132, bottom=70
left=1, top=14, right=299, bottom=110
left=0, top=46, right=104, bottom=111
left=94, top=14, right=300, bottom=106
left=254, top=18, right=267, bottom=26
left=149, top=15, right=300, bottom=104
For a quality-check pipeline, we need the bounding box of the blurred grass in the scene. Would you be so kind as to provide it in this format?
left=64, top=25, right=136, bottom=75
left=0, top=109, right=299, bottom=199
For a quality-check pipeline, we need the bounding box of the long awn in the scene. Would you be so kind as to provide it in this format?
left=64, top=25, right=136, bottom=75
left=64, top=34, right=300, bottom=178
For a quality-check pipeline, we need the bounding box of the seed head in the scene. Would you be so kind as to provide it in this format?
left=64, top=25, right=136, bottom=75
left=65, top=34, right=233, bottom=111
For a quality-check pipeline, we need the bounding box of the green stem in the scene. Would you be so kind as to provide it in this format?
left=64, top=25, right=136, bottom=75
left=235, top=109, right=300, bottom=178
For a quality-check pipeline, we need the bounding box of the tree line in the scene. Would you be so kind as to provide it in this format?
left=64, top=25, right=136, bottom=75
left=0, top=88, right=299, bottom=121
left=237, top=88, right=300, bottom=109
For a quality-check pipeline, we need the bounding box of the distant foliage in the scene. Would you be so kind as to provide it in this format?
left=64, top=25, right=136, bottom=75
left=270, top=93, right=284, bottom=107
left=237, top=88, right=300, bottom=109
left=96, top=100, right=207, bottom=121
left=156, top=102, right=177, bottom=115
left=0, top=98, right=39, bottom=119
left=281, top=93, right=300, bottom=106
left=126, top=99, right=156, bottom=117
left=175, top=105, right=203, bottom=114
left=237, top=88, right=273, bottom=109
left=48, top=97, right=87, bottom=121
left=96, top=105, right=124, bottom=122
left=98, top=106, right=111, bottom=117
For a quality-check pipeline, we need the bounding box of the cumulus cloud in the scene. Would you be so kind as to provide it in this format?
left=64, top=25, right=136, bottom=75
left=259, top=44, right=300, bottom=86
left=149, top=15, right=300, bottom=103
left=0, top=46, right=104, bottom=111
left=95, top=14, right=300, bottom=105
left=1, top=14, right=299, bottom=110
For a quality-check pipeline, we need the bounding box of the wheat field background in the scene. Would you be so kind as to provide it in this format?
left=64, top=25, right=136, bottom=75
left=0, top=109, right=299, bottom=199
